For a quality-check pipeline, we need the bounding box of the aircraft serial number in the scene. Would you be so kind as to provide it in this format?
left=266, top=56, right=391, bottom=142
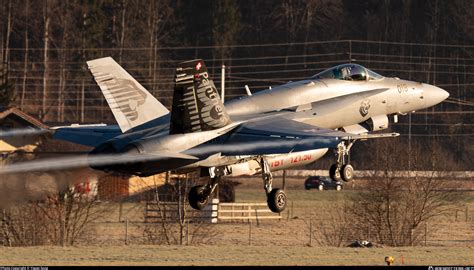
left=291, top=154, right=312, bottom=163
left=270, top=154, right=312, bottom=168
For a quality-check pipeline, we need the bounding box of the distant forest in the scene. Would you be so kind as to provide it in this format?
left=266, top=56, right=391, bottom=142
left=0, top=0, right=472, bottom=169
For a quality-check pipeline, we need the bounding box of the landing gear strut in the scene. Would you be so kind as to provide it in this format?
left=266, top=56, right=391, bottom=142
left=329, top=140, right=356, bottom=182
left=189, top=157, right=287, bottom=213
left=188, top=166, right=228, bottom=210
left=259, top=157, right=287, bottom=213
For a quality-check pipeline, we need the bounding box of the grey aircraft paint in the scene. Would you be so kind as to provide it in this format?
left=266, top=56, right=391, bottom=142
left=53, top=61, right=448, bottom=179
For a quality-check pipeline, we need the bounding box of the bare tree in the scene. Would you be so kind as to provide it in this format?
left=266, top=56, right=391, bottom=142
left=41, top=0, right=51, bottom=121
left=312, top=202, right=354, bottom=247
left=143, top=172, right=218, bottom=245
left=349, top=139, right=463, bottom=246
left=0, top=179, right=105, bottom=246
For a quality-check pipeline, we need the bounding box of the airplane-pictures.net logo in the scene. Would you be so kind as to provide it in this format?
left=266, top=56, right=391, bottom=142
left=428, top=267, right=474, bottom=270
left=359, top=99, right=371, bottom=117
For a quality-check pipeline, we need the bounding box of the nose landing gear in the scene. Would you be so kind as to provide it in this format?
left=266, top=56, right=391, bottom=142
left=329, top=140, right=356, bottom=182
left=259, top=157, right=287, bottom=213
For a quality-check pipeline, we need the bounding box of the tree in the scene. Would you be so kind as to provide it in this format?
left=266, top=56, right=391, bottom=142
left=0, top=39, right=13, bottom=108
left=212, top=0, right=241, bottom=61
left=349, top=139, right=463, bottom=246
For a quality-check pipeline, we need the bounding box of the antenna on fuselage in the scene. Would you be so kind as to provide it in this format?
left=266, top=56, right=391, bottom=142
left=244, top=85, right=252, bottom=96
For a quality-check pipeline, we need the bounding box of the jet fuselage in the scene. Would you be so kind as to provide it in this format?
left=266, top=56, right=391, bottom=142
left=225, top=77, right=448, bottom=130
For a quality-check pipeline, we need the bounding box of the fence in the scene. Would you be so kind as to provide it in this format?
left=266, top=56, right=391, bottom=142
left=6, top=39, right=472, bottom=125
left=217, top=202, right=282, bottom=222
left=144, top=200, right=281, bottom=224
left=144, top=200, right=218, bottom=224
left=1, top=201, right=472, bottom=247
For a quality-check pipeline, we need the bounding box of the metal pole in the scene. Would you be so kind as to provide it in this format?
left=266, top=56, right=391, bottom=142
left=81, top=79, right=85, bottom=122
left=349, top=40, right=352, bottom=62
left=221, top=65, right=225, bottom=103
left=309, top=219, right=312, bottom=246
left=408, top=112, right=412, bottom=170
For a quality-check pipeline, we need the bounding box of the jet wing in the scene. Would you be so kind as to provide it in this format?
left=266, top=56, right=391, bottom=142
left=51, top=124, right=122, bottom=147
left=237, top=116, right=398, bottom=139
left=190, top=117, right=398, bottom=157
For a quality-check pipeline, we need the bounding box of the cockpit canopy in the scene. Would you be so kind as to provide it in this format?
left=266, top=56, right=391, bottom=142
left=311, top=63, right=383, bottom=81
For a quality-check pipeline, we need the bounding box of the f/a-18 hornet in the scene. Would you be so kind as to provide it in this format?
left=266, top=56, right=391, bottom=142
left=51, top=58, right=448, bottom=212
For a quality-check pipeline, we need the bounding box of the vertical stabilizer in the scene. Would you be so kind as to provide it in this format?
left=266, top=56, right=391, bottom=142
left=170, top=59, right=231, bottom=134
left=87, top=57, right=169, bottom=133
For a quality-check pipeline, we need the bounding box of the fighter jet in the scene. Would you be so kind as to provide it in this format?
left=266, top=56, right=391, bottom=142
left=225, top=63, right=449, bottom=182
left=48, top=58, right=448, bottom=213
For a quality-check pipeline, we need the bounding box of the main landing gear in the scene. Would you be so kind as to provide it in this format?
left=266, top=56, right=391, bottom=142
left=329, top=140, right=355, bottom=182
left=188, top=157, right=287, bottom=213
left=188, top=166, right=228, bottom=210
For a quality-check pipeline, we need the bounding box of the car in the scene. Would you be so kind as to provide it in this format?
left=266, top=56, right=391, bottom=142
left=304, top=176, right=343, bottom=191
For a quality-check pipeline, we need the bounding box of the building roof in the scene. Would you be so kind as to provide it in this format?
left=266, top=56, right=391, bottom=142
left=0, top=107, right=49, bottom=129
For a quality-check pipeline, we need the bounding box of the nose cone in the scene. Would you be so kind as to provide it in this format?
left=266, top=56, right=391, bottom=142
left=424, top=84, right=449, bottom=107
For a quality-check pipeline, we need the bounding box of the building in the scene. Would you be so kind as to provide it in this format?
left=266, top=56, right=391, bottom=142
left=0, top=107, right=167, bottom=200
left=0, top=107, right=49, bottom=154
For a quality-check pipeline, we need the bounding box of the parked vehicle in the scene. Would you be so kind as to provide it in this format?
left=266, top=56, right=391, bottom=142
left=304, top=176, right=343, bottom=191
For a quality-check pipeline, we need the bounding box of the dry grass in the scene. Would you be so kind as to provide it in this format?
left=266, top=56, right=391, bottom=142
left=0, top=245, right=472, bottom=266
left=1, top=176, right=472, bottom=266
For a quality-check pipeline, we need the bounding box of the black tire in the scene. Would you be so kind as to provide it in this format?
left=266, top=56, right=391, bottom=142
left=329, top=164, right=341, bottom=181
left=188, top=185, right=209, bottom=210
left=267, top=188, right=287, bottom=213
left=341, top=164, right=354, bottom=182
left=305, top=186, right=311, bottom=190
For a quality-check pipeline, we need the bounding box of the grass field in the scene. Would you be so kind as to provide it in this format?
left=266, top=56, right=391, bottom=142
left=0, top=245, right=473, bottom=266
left=0, top=177, right=473, bottom=266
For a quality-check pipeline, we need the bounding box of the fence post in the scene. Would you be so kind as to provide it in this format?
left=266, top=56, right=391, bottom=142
left=211, top=198, right=219, bottom=224
left=309, top=219, right=313, bottom=247
left=255, top=209, right=259, bottom=226
left=424, top=223, right=427, bottom=246
left=186, top=219, right=189, bottom=245
left=291, top=201, right=294, bottom=219
left=125, top=219, right=129, bottom=245
left=368, top=223, right=371, bottom=242
left=248, top=205, right=251, bottom=223
left=248, top=220, right=252, bottom=246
